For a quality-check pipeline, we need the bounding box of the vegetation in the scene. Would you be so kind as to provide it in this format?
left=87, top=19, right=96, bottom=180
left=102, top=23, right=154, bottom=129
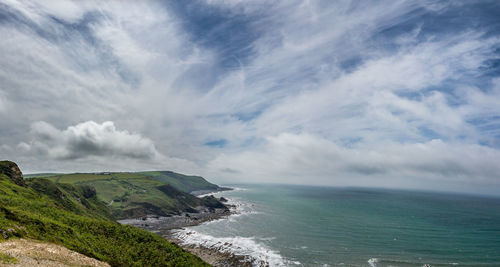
left=28, top=170, right=225, bottom=219
left=0, top=252, right=18, bottom=264
left=33, top=171, right=220, bottom=193
left=0, top=161, right=209, bottom=266
left=23, top=173, right=60, bottom=178
left=140, top=171, right=220, bottom=193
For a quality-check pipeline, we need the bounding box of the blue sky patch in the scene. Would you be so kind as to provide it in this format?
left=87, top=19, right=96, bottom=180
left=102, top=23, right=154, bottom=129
left=204, top=139, right=228, bottom=148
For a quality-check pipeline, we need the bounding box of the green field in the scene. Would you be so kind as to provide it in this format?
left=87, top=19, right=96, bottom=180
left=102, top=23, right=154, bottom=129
left=27, top=170, right=224, bottom=219
left=34, top=171, right=220, bottom=193
left=140, top=171, right=220, bottom=193
left=0, top=161, right=208, bottom=266
left=37, top=173, right=140, bottom=184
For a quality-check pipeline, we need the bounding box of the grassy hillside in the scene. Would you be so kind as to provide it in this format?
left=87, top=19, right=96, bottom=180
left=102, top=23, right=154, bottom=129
left=140, top=171, right=220, bottom=193
left=0, top=161, right=208, bottom=266
left=33, top=171, right=220, bottom=193
left=28, top=171, right=225, bottom=219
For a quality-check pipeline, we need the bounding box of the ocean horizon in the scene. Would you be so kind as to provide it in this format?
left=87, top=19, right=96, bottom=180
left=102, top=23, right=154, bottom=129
left=172, top=184, right=500, bottom=267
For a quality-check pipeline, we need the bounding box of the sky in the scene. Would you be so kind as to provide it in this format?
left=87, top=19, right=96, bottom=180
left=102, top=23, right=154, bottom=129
left=1, top=0, right=500, bottom=195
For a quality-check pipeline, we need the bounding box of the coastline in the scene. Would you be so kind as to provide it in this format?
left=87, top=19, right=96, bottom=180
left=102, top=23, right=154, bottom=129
left=118, top=188, right=259, bottom=266
left=117, top=207, right=231, bottom=232
left=190, top=187, right=233, bottom=196
left=164, top=232, right=254, bottom=267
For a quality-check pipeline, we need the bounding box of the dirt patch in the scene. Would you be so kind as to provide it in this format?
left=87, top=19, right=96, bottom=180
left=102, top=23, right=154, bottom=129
left=0, top=239, right=109, bottom=267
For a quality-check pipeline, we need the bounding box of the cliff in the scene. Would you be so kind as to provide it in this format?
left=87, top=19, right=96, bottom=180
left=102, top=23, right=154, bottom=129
left=0, top=160, right=209, bottom=266
left=0, top=161, right=25, bottom=187
left=26, top=170, right=228, bottom=219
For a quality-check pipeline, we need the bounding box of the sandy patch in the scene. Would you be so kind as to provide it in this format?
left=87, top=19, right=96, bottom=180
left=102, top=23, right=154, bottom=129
left=0, top=239, right=109, bottom=267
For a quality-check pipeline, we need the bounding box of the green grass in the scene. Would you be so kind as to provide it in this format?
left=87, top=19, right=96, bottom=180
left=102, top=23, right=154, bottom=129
left=32, top=171, right=220, bottom=194
left=0, top=165, right=209, bottom=266
left=24, top=173, right=60, bottom=178
left=82, top=177, right=180, bottom=218
left=42, top=173, right=114, bottom=184
left=27, top=170, right=224, bottom=219
left=140, top=171, right=220, bottom=193
left=0, top=252, right=18, bottom=264
left=111, top=173, right=149, bottom=179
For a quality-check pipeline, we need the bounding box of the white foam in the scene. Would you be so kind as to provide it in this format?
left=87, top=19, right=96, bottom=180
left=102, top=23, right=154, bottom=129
left=257, top=237, right=276, bottom=241
left=197, top=186, right=247, bottom=198
left=171, top=228, right=288, bottom=267
left=193, top=196, right=259, bottom=227
left=225, top=197, right=262, bottom=219
left=368, top=258, right=379, bottom=267
left=175, top=191, right=298, bottom=266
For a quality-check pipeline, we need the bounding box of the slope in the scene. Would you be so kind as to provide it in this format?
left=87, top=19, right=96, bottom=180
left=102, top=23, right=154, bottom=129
left=28, top=171, right=228, bottom=219
left=0, top=161, right=208, bottom=266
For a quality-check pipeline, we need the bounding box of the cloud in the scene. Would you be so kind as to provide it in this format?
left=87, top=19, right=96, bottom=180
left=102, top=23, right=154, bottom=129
left=24, top=121, right=160, bottom=160
left=0, top=1, right=500, bottom=194
left=0, top=91, right=7, bottom=113
left=208, top=133, right=500, bottom=193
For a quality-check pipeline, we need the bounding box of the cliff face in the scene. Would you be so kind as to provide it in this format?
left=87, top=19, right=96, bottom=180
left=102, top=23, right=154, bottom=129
left=0, top=161, right=25, bottom=187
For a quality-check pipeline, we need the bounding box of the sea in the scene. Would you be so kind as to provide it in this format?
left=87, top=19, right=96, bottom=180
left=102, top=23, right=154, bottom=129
left=171, top=184, right=500, bottom=267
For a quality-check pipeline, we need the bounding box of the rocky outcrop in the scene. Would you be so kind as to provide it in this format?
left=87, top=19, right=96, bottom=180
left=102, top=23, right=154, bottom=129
left=201, top=195, right=228, bottom=209
left=0, top=161, right=25, bottom=187
left=80, top=185, right=97, bottom=198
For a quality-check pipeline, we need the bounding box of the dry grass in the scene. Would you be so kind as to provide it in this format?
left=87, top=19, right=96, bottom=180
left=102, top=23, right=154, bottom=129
left=0, top=239, right=109, bottom=267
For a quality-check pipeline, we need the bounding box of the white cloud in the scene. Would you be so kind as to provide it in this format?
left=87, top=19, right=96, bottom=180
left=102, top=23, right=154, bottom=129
left=0, top=91, right=7, bottom=114
left=24, top=121, right=159, bottom=160
left=1, top=1, right=500, bottom=194
left=208, top=133, right=500, bottom=193
left=12, top=121, right=203, bottom=175
left=33, top=0, right=86, bottom=23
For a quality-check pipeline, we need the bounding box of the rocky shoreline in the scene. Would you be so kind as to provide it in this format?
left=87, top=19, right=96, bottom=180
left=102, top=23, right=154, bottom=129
left=118, top=190, right=262, bottom=266
left=164, top=232, right=256, bottom=267
left=117, top=207, right=232, bottom=232
left=190, top=187, right=233, bottom=196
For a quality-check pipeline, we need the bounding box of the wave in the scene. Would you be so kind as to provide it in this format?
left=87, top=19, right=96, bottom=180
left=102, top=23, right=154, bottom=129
left=171, top=193, right=300, bottom=266
left=171, top=228, right=289, bottom=266
left=197, top=186, right=247, bottom=198
left=368, top=258, right=379, bottom=267
left=368, top=257, right=455, bottom=267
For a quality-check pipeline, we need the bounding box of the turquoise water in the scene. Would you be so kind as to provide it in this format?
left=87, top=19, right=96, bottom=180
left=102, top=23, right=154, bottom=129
left=173, top=185, right=500, bottom=266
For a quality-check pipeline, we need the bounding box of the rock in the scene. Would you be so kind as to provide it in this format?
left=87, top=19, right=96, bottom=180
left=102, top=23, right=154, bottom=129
left=201, top=195, right=228, bottom=209
left=80, top=185, right=97, bottom=198
left=219, top=197, right=228, bottom=202
left=0, top=161, right=25, bottom=187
